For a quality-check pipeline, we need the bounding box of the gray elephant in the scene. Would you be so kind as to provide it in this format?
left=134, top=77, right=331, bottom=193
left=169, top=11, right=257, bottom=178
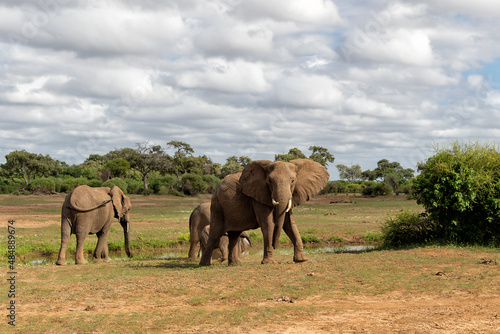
left=199, top=159, right=329, bottom=266
left=199, top=225, right=252, bottom=262
left=56, top=185, right=132, bottom=265
left=187, top=202, right=211, bottom=260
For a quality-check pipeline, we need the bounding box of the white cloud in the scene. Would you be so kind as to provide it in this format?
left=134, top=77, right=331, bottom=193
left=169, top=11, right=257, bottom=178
left=345, top=96, right=399, bottom=118
left=430, top=0, right=500, bottom=18
left=351, top=29, right=434, bottom=66
left=1, top=0, right=500, bottom=178
left=177, top=58, right=270, bottom=93
left=195, top=21, right=274, bottom=59
left=273, top=74, right=344, bottom=109
left=234, top=0, right=343, bottom=25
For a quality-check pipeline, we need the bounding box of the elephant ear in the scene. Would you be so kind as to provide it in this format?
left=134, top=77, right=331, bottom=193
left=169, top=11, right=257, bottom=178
left=68, top=185, right=112, bottom=212
left=290, top=159, right=330, bottom=207
left=239, top=160, right=273, bottom=207
left=110, top=186, right=130, bottom=218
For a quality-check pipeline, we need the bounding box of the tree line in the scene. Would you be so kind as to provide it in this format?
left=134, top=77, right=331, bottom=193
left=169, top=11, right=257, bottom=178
left=0, top=140, right=415, bottom=196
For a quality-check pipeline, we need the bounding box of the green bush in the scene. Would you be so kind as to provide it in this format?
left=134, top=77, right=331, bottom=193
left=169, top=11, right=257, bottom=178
left=361, top=181, right=392, bottom=197
left=149, top=175, right=180, bottom=194
left=102, top=178, right=128, bottom=194
left=320, top=180, right=350, bottom=194
left=301, top=235, right=321, bottom=243
left=87, top=179, right=103, bottom=188
left=413, top=141, right=500, bottom=246
left=27, top=177, right=57, bottom=193
left=347, top=183, right=363, bottom=194
left=181, top=173, right=207, bottom=195
left=0, top=178, right=16, bottom=194
left=382, top=210, right=436, bottom=248
left=125, top=178, right=143, bottom=194
left=202, top=175, right=221, bottom=193
left=395, top=180, right=415, bottom=198
left=59, top=177, right=89, bottom=193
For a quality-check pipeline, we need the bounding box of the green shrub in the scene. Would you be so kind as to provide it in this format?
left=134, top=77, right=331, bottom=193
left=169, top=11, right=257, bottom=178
left=327, top=235, right=345, bottom=243
left=0, top=178, right=16, bottom=194
left=395, top=180, right=415, bottom=198
left=347, top=183, right=363, bottom=194
left=301, top=235, right=321, bottom=243
left=59, top=177, right=89, bottom=193
left=149, top=175, right=179, bottom=194
left=102, top=178, right=128, bottom=194
left=202, top=175, right=221, bottom=193
left=414, top=141, right=500, bottom=246
left=363, top=231, right=384, bottom=243
left=181, top=173, right=207, bottom=195
left=125, top=178, right=143, bottom=194
left=361, top=181, right=392, bottom=197
left=87, top=179, right=103, bottom=188
left=320, top=180, right=350, bottom=194
left=382, top=210, right=436, bottom=248
left=27, top=177, right=57, bottom=193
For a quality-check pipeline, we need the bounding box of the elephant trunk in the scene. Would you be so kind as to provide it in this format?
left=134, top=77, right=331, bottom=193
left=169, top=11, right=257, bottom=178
left=122, top=220, right=132, bottom=257
left=271, top=188, right=292, bottom=249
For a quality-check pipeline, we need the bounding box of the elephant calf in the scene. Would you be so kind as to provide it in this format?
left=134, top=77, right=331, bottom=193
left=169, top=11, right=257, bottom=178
left=199, top=225, right=252, bottom=262
left=188, top=202, right=211, bottom=260
left=56, top=185, right=132, bottom=265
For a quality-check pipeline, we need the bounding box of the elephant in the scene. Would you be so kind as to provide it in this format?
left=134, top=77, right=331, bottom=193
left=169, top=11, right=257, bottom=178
left=187, top=202, right=211, bottom=260
left=199, top=159, right=329, bottom=266
left=199, top=225, right=253, bottom=262
left=56, top=185, right=132, bottom=265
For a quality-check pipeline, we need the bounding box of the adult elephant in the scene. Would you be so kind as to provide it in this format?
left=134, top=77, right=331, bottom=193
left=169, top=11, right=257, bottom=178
left=187, top=202, right=210, bottom=260
left=56, top=185, right=132, bottom=265
left=199, top=225, right=253, bottom=262
left=199, top=159, right=329, bottom=266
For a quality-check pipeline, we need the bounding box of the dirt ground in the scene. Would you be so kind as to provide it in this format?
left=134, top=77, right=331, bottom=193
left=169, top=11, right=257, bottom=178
left=2, top=195, right=500, bottom=333
left=249, top=295, right=500, bottom=333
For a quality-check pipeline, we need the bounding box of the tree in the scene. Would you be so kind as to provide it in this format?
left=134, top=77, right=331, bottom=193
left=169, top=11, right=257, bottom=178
left=413, top=141, right=500, bottom=245
left=275, top=148, right=307, bottom=162
left=336, top=164, right=362, bottom=182
left=1, top=150, right=56, bottom=189
left=275, top=146, right=334, bottom=167
left=362, top=159, right=415, bottom=192
left=220, top=156, right=252, bottom=178
left=125, top=142, right=171, bottom=190
left=308, top=146, right=335, bottom=167
left=365, top=159, right=414, bottom=181
left=104, top=158, right=130, bottom=179
left=165, top=140, right=220, bottom=178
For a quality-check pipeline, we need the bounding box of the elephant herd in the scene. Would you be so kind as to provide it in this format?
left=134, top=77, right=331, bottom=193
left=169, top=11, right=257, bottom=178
left=56, top=159, right=329, bottom=266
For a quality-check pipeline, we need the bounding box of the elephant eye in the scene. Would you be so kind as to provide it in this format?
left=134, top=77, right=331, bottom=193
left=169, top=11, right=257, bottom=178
left=291, top=179, right=295, bottom=183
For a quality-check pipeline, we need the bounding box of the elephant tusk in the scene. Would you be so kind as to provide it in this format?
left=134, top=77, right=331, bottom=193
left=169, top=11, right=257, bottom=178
left=272, top=199, right=279, bottom=206
left=286, top=199, right=292, bottom=212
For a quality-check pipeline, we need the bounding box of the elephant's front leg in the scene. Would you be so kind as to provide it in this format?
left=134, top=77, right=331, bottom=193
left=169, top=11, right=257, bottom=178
left=94, top=230, right=110, bottom=261
left=283, top=210, right=307, bottom=263
left=254, top=202, right=276, bottom=264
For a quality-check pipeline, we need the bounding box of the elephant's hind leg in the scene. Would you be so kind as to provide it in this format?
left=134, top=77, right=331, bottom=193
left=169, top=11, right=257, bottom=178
left=56, top=216, right=71, bottom=265
left=74, top=224, right=89, bottom=265
left=227, top=231, right=243, bottom=265
left=94, top=231, right=110, bottom=261
left=199, top=202, right=224, bottom=266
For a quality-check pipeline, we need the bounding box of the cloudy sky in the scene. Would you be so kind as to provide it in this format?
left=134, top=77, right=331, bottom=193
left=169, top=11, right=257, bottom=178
left=1, top=0, right=499, bottom=179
